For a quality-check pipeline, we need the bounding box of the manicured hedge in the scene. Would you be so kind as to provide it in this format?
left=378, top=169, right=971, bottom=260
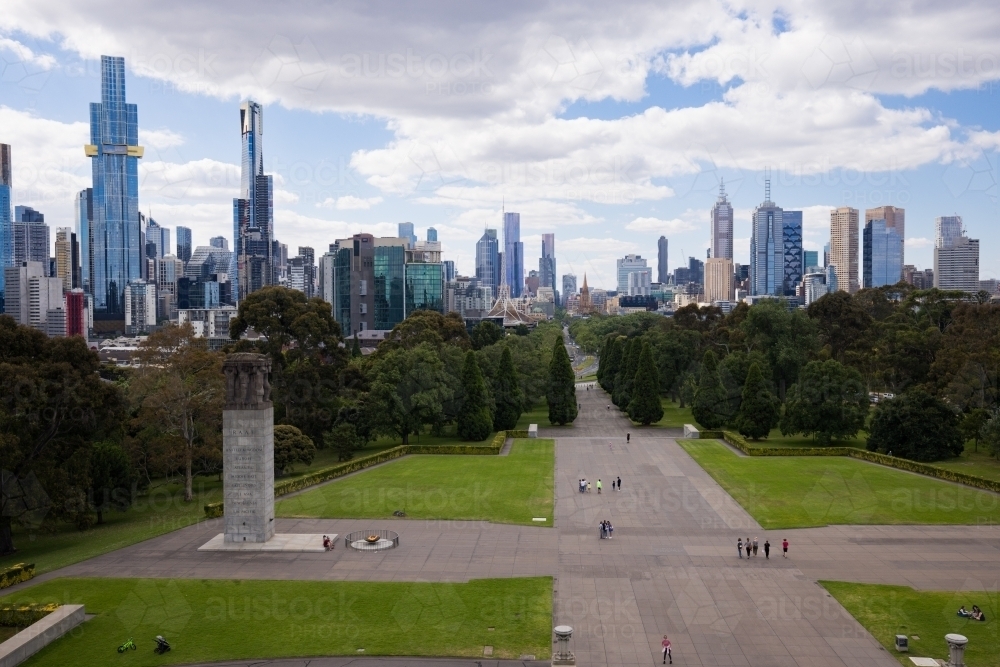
left=720, top=431, right=1000, bottom=494
left=0, top=563, right=35, bottom=590
left=204, top=431, right=522, bottom=517
left=0, top=602, right=57, bottom=627
left=699, top=430, right=725, bottom=439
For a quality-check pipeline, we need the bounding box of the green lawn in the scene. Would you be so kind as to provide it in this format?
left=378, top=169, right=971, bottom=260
left=516, top=403, right=551, bottom=429
left=934, top=442, right=1000, bottom=483
left=646, top=399, right=694, bottom=428
left=822, top=581, right=1000, bottom=666
left=278, top=439, right=554, bottom=525
left=753, top=429, right=868, bottom=449
left=677, top=439, right=1000, bottom=528
left=2, top=577, right=552, bottom=665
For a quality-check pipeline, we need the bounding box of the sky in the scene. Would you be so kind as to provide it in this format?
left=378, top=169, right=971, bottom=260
left=1, top=0, right=998, bottom=290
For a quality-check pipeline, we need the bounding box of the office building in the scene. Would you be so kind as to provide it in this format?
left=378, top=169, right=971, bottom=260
left=398, top=222, right=417, bottom=249
left=863, top=218, right=903, bottom=288
left=86, top=55, right=143, bottom=318
left=525, top=269, right=540, bottom=296
left=405, top=241, right=444, bottom=315
left=233, top=99, right=275, bottom=301
left=65, top=289, right=87, bottom=337
left=0, top=144, right=11, bottom=304
left=210, top=236, right=229, bottom=250
left=177, top=275, right=225, bottom=310
left=176, top=226, right=192, bottom=263
left=539, top=233, right=556, bottom=289
left=866, top=206, right=905, bottom=265
left=426, top=227, right=437, bottom=242
left=657, top=236, right=669, bottom=283
left=4, top=261, right=48, bottom=326
left=124, top=279, right=157, bottom=334
left=705, top=257, right=734, bottom=302
left=475, top=228, right=501, bottom=298
left=935, top=215, right=963, bottom=250
left=562, top=274, right=577, bottom=307
left=144, top=216, right=169, bottom=258
left=617, top=254, right=651, bottom=293
left=750, top=178, right=784, bottom=296
left=443, top=260, right=455, bottom=282
left=674, top=257, right=704, bottom=286
left=803, top=272, right=827, bottom=305
left=13, top=208, right=49, bottom=268
left=178, top=306, right=238, bottom=343
left=782, top=210, right=803, bottom=296
left=54, top=227, right=80, bottom=291
left=804, top=250, right=819, bottom=272
left=186, top=245, right=233, bottom=281
left=710, top=180, right=733, bottom=259
left=503, top=212, right=524, bottom=297
left=332, top=234, right=412, bottom=335
left=934, top=236, right=980, bottom=293
left=291, top=246, right=315, bottom=298
left=904, top=265, right=935, bottom=289
left=830, top=206, right=860, bottom=293
left=627, top=268, right=651, bottom=296
left=445, top=276, right=494, bottom=319
left=825, top=264, right=839, bottom=293
left=75, top=188, right=94, bottom=295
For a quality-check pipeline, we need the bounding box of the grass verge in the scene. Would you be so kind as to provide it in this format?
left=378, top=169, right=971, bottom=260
left=2, top=577, right=552, bottom=665
left=277, top=439, right=554, bottom=525
left=677, top=439, right=1000, bottom=528
left=822, top=581, right=999, bottom=666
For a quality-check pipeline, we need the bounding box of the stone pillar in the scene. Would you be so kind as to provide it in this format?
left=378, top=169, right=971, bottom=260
left=222, top=353, right=274, bottom=543
left=945, top=633, right=967, bottom=667
left=552, top=625, right=575, bottom=665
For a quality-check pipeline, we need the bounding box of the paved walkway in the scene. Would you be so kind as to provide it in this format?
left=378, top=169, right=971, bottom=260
left=10, top=382, right=1000, bottom=666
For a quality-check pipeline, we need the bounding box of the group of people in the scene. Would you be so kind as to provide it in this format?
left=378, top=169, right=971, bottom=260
left=957, top=605, right=987, bottom=621
left=321, top=535, right=334, bottom=551
left=736, top=537, right=787, bottom=559
left=578, top=477, right=623, bottom=493
left=599, top=519, right=614, bottom=539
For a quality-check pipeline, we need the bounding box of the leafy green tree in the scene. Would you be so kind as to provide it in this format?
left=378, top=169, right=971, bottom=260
left=457, top=350, right=493, bottom=441
left=379, top=310, right=471, bottom=352
left=368, top=344, right=457, bottom=445
left=807, top=291, right=874, bottom=361
left=866, top=389, right=963, bottom=461
left=547, top=339, right=578, bottom=425
left=960, top=408, right=990, bottom=453
left=741, top=299, right=818, bottom=400
left=692, top=350, right=728, bottom=429
left=780, top=359, right=868, bottom=445
left=644, top=326, right=699, bottom=403
left=492, top=346, right=524, bottom=430
left=599, top=336, right=623, bottom=393
left=87, top=441, right=135, bottom=525
left=719, top=350, right=770, bottom=416
left=614, top=338, right=640, bottom=408
left=980, top=410, right=1000, bottom=459
left=627, top=343, right=664, bottom=425
left=324, top=422, right=361, bottom=461
left=733, top=362, right=780, bottom=440
left=470, top=320, right=504, bottom=350
left=273, top=425, right=317, bottom=474
left=351, top=334, right=362, bottom=358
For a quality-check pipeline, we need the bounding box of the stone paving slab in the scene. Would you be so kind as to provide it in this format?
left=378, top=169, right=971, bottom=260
left=198, top=533, right=335, bottom=552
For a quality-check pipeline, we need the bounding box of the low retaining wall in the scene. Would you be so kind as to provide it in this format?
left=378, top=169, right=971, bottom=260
left=0, top=604, right=85, bottom=667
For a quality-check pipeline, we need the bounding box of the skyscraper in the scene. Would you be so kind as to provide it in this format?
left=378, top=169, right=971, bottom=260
left=863, top=218, right=903, bottom=289
left=144, top=217, right=168, bottom=258
left=503, top=212, right=524, bottom=297
left=475, top=228, right=501, bottom=297
left=0, top=144, right=11, bottom=305
left=562, top=274, right=577, bottom=307
left=934, top=216, right=979, bottom=293
left=710, top=180, right=733, bottom=260
left=75, top=188, right=94, bottom=295
left=210, top=236, right=229, bottom=250
left=657, top=236, right=668, bottom=283
left=86, top=55, right=143, bottom=317
left=539, top=233, right=556, bottom=289
left=830, top=207, right=860, bottom=293
left=617, top=254, right=651, bottom=293
left=782, top=210, right=803, bottom=296
left=176, top=226, right=192, bottom=263
left=426, top=227, right=438, bottom=242
left=233, top=100, right=275, bottom=301
left=705, top=257, right=734, bottom=302
left=865, top=206, right=905, bottom=265
left=804, top=250, right=819, bottom=271
left=935, top=215, right=963, bottom=249
left=750, top=177, right=783, bottom=296
left=398, top=222, right=416, bottom=248
left=13, top=207, right=49, bottom=268
left=54, top=227, right=80, bottom=291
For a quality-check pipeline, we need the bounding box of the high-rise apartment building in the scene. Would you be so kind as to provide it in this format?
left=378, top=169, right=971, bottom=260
left=475, top=228, right=501, bottom=298
left=426, top=227, right=438, bottom=242
left=865, top=206, right=905, bottom=265
left=75, top=188, right=94, bottom=295
left=657, top=236, right=668, bottom=283
left=539, top=233, right=556, bottom=289
left=934, top=219, right=979, bottom=293
left=617, top=254, right=650, bottom=293
left=750, top=179, right=784, bottom=296
left=935, top=215, right=963, bottom=250
left=782, top=210, right=803, bottom=296
left=503, top=212, right=524, bottom=297
left=705, top=257, right=734, bottom=302
left=124, top=279, right=157, bottom=334
left=86, top=55, right=143, bottom=317
left=233, top=100, right=275, bottom=301
left=144, top=217, right=169, bottom=258
left=863, top=218, right=903, bottom=288
left=13, top=207, right=49, bottom=268
left=710, top=180, right=733, bottom=260
left=176, top=226, right=192, bottom=263
left=829, top=207, right=860, bottom=294
left=398, top=222, right=417, bottom=248
left=0, top=144, right=11, bottom=304
left=4, top=261, right=46, bottom=326
left=562, top=274, right=577, bottom=307
left=65, top=289, right=87, bottom=337
left=54, top=227, right=80, bottom=291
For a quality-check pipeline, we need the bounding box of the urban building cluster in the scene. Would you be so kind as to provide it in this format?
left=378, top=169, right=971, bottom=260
left=0, top=56, right=991, bottom=356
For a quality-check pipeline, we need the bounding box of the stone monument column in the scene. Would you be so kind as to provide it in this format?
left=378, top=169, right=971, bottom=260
left=222, top=353, right=275, bottom=543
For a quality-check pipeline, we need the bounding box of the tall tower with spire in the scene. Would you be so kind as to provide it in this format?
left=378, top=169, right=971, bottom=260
left=710, top=179, right=733, bottom=260
left=750, top=169, right=784, bottom=296
left=579, top=273, right=592, bottom=313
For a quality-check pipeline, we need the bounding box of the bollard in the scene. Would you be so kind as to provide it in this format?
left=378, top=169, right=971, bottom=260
left=552, top=625, right=575, bottom=666
left=945, top=633, right=967, bottom=667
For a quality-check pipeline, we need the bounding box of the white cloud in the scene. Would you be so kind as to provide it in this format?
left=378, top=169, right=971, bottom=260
left=0, top=36, right=56, bottom=70
left=906, top=237, right=933, bottom=248
left=139, top=128, right=185, bottom=150
left=626, top=216, right=698, bottom=233
left=318, top=195, right=384, bottom=210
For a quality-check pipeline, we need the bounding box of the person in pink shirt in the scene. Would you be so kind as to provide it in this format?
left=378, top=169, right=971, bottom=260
left=661, top=635, right=672, bottom=664
left=782, top=538, right=789, bottom=558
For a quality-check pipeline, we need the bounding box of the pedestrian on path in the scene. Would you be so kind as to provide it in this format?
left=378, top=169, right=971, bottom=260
left=587, top=481, right=591, bottom=493
left=661, top=635, right=672, bottom=664
left=764, top=540, right=770, bottom=559
left=617, top=476, right=622, bottom=491
left=752, top=537, right=758, bottom=557
left=597, top=479, right=602, bottom=494
left=782, top=538, right=789, bottom=558
left=745, top=537, right=751, bottom=559
left=737, top=538, right=743, bottom=558
left=627, top=432, right=631, bottom=443
left=599, top=520, right=606, bottom=539
left=608, top=521, right=613, bottom=539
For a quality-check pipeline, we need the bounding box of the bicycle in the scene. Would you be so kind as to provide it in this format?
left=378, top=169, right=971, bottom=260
left=117, top=637, right=136, bottom=653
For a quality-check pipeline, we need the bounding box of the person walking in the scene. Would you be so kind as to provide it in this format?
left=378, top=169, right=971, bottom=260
left=782, top=538, right=789, bottom=558
left=627, top=432, right=631, bottom=443
left=737, top=538, right=743, bottom=558
left=608, top=521, right=613, bottom=539
left=587, top=481, right=592, bottom=493
left=752, top=537, right=758, bottom=557
left=745, top=538, right=752, bottom=559
left=597, top=479, right=602, bottom=494
left=763, top=539, right=770, bottom=559
left=661, top=635, right=672, bottom=664
left=617, top=476, right=622, bottom=491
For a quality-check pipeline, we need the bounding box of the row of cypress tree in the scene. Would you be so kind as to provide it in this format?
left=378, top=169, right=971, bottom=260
left=597, top=336, right=664, bottom=425
left=691, top=351, right=779, bottom=439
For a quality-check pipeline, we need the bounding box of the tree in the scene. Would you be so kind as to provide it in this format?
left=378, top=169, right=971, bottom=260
left=780, top=359, right=868, bottom=445
left=732, top=362, right=779, bottom=440
left=599, top=336, right=623, bottom=393
left=547, top=340, right=578, bottom=425
left=368, top=344, right=457, bottom=444
left=457, top=350, right=493, bottom=441
left=492, top=346, right=524, bottom=431
left=0, top=316, right=126, bottom=554
left=351, top=334, right=362, bottom=358
left=614, top=338, right=640, bottom=408
left=741, top=299, right=818, bottom=400
left=981, top=410, right=1000, bottom=459
left=379, top=310, right=470, bottom=352
left=691, top=350, right=728, bottom=429
left=960, top=408, right=990, bottom=453
left=866, top=389, right=964, bottom=461
left=324, top=422, right=361, bottom=461
left=470, top=320, right=504, bottom=350
left=87, top=441, right=134, bottom=525
left=273, top=425, right=316, bottom=474
left=627, top=343, right=664, bottom=425
left=807, top=291, right=874, bottom=361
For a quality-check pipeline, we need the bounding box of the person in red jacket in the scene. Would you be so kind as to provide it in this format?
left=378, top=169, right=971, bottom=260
left=782, top=538, right=789, bottom=558
left=661, top=635, right=672, bottom=664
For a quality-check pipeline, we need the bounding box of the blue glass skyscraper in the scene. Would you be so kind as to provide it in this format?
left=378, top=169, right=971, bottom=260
left=233, top=100, right=274, bottom=301
left=0, top=144, right=12, bottom=308
left=86, top=56, right=143, bottom=317
left=503, top=211, right=523, bottom=297
left=75, top=188, right=94, bottom=295
left=863, top=218, right=903, bottom=288
left=782, top=210, right=803, bottom=296
left=475, top=228, right=501, bottom=298
left=750, top=178, right=783, bottom=296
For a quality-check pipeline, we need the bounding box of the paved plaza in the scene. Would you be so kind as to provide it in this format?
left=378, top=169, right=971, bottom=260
left=10, top=385, right=1000, bottom=666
